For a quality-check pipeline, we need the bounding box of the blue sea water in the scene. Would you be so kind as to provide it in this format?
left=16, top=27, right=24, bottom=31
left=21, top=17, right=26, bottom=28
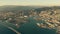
left=18, top=17, right=56, bottom=34
left=0, top=17, right=56, bottom=34
left=0, top=23, right=16, bottom=34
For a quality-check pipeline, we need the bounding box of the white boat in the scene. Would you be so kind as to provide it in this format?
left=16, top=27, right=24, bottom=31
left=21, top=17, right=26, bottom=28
left=36, top=23, right=40, bottom=27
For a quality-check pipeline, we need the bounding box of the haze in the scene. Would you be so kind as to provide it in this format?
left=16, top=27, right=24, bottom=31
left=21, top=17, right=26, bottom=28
left=0, top=0, right=60, bottom=6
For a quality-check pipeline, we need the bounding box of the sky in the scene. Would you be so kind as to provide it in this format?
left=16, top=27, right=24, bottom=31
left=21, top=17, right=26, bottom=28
left=0, top=0, right=60, bottom=6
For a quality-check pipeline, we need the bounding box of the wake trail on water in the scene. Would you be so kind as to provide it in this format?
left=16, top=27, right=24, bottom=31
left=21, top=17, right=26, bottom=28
left=0, top=21, right=21, bottom=34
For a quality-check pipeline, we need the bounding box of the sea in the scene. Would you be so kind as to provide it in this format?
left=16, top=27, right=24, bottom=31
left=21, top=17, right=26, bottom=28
left=0, top=17, right=56, bottom=34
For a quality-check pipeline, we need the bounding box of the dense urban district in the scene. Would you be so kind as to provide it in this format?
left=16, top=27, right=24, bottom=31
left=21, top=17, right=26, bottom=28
left=0, top=6, right=60, bottom=34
